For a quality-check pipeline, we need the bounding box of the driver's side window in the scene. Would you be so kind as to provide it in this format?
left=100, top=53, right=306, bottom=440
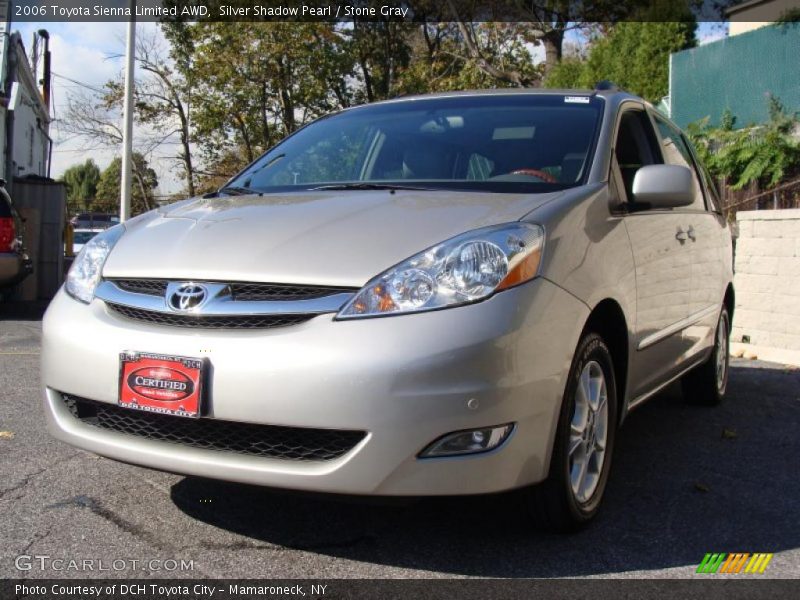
left=613, top=109, right=662, bottom=203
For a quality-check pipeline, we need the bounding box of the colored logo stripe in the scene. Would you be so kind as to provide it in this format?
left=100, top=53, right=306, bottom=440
left=697, top=553, right=773, bottom=574
left=697, top=553, right=726, bottom=574
left=745, top=553, right=773, bottom=574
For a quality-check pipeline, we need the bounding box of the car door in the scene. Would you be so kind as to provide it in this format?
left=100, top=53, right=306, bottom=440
left=651, top=113, right=728, bottom=359
left=613, top=107, right=696, bottom=401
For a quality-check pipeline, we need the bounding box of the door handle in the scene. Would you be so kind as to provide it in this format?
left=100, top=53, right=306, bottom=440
left=687, top=226, right=696, bottom=241
left=675, top=228, right=687, bottom=243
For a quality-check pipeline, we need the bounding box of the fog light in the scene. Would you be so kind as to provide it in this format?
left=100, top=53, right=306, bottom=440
left=419, top=424, right=514, bottom=458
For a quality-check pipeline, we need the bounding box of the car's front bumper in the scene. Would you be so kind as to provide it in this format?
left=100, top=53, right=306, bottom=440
left=42, top=278, right=588, bottom=495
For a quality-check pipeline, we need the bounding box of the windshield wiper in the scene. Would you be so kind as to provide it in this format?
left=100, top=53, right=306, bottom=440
left=218, top=185, right=262, bottom=196
left=310, top=182, right=438, bottom=192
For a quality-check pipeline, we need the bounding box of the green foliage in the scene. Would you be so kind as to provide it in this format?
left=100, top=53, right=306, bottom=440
left=545, top=20, right=696, bottom=101
left=163, top=21, right=356, bottom=188
left=59, top=159, right=100, bottom=213
left=541, top=56, right=585, bottom=89
left=94, top=154, right=159, bottom=215
left=396, top=22, right=540, bottom=95
left=686, top=97, right=800, bottom=190
left=165, top=20, right=542, bottom=190
left=73, top=6, right=707, bottom=197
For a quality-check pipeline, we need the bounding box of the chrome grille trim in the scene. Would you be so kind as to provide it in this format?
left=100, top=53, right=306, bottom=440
left=95, top=279, right=356, bottom=317
left=111, top=278, right=357, bottom=301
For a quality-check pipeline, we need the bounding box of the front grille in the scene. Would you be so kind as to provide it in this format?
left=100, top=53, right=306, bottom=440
left=63, top=395, right=366, bottom=461
left=231, top=282, right=356, bottom=301
left=111, top=279, right=356, bottom=301
left=114, top=279, right=168, bottom=296
left=107, top=303, right=314, bottom=329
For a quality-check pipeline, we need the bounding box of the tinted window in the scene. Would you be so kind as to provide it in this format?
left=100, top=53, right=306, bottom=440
left=685, top=136, right=723, bottom=213
left=653, top=115, right=706, bottom=210
left=613, top=110, right=662, bottom=203
left=228, top=95, right=604, bottom=194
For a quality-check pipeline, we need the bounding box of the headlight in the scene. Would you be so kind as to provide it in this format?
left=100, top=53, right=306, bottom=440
left=65, top=224, right=125, bottom=303
left=337, top=223, right=544, bottom=319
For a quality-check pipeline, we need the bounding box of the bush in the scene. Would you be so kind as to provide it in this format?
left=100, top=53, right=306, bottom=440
left=687, top=97, right=800, bottom=190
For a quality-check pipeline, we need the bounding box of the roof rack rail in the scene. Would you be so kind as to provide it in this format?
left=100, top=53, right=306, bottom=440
left=594, top=80, right=619, bottom=91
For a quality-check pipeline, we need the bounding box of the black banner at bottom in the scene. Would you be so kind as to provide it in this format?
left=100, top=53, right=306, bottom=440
left=3, top=579, right=800, bottom=600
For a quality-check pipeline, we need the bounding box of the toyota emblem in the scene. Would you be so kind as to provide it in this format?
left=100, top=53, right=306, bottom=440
left=169, top=283, right=208, bottom=311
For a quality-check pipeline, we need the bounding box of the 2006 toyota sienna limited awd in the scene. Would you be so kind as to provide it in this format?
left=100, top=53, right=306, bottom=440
left=42, top=89, right=733, bottom=531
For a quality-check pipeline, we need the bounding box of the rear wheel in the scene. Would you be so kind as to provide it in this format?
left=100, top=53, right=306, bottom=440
left=682, top=306, right=730, bottom=406
left=523, top=333, right=617, bottom=532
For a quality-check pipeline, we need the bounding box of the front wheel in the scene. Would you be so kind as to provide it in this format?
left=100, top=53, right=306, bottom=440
left=682, top=305, right=730, bottom=406
left=523, top=333, right=617, bottom=532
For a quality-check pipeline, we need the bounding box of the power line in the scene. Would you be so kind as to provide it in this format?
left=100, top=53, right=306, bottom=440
left=51, top=71, right=106, bottom=94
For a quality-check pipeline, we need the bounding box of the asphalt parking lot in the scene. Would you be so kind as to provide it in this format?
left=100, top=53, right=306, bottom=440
left=2, top=315, right=799, bottom=579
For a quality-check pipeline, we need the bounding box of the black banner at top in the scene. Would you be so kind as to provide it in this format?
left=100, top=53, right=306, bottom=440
left=6, top=0, right=800, bottom=23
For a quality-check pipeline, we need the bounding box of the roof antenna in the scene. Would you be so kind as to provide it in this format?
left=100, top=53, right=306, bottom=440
left=595, top=80, right=619, bottom=91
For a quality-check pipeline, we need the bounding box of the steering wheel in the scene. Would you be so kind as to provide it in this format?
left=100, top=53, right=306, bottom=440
left=509, top=168, right=558, bottom=184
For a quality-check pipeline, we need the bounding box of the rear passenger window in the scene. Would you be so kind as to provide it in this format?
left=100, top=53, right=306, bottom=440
left=653, top=116, right=706, bottom=211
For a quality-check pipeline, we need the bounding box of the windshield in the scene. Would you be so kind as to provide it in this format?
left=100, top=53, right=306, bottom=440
left=226, top=94, right=603, bottom=194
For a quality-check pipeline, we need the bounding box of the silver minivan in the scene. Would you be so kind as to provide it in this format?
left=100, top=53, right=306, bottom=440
left=42, top=89, right=733, bottom=531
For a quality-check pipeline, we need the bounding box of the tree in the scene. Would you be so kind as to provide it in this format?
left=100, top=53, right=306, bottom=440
left=541, top=56, right=585, bottom=89
left=396, top=21, right=541, bottom=94
left=94, top=154, right=158, bottom=215
left=163, top=21, right=355, bottom=190
left=60, top=159, right=100, bottom=213
left=102, top=29, right=197, bottom=196
left=445, top=0, right=660, bottom=86
left=62, top=28, right=197, bottom=198
left=62, top=87, right=172, bottom=202
left=544, top=18, right=696, bottom=101
left=346, top=19, right=413, bottom=102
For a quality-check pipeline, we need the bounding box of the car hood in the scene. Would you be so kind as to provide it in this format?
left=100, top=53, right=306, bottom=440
left=103, top=190, right=562, bottom=287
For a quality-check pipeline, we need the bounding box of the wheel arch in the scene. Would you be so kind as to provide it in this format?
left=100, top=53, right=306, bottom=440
left=582, top=298, right=629, bottom=425
left=724, top=283, right=735, bottom=321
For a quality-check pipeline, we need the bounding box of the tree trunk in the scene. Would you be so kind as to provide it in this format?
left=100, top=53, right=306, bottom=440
left=132, top=165, right=151, bottom=212
left=176, top=104, right=195, bottom=197
left=235, top=115, right=254, bottom=163
left=260, top=85, right=271, bottom=149
left=359, top=54, right=374, bottom=102
left=542, top=30, right=563, bottom=78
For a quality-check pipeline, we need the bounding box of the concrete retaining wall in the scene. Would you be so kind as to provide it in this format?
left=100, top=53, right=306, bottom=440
left=732, top=209, right=800, bottom=365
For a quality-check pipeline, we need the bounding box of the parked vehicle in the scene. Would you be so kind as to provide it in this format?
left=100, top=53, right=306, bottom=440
left=42, top=89, right=734, bottom=532
left=71, top=228, right=103, bottom=254
left=70, top=212, right=119, bottom=230
left=0, top=180, right=33, bottom=294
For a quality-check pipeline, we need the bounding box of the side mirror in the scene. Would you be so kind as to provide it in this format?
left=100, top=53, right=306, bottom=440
left=631, top=164, right=694, bottom=209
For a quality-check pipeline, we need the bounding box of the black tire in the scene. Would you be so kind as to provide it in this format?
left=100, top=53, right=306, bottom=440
left=523, top=333, right=618, bottom=533
left=682, top=306, right=730, bottom=406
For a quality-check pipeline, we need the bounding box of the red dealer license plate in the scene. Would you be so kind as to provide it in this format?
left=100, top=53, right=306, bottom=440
left=119, top=352, right=205, bottom=418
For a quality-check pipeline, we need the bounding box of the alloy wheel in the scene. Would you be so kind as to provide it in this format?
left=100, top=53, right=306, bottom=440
left=568, top=360, right=609, bottom=504
left=715, top=314, right=729, bottom=393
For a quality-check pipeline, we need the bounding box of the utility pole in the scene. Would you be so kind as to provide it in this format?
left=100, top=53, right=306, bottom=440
left=120, top=2, right=136, bottom=222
